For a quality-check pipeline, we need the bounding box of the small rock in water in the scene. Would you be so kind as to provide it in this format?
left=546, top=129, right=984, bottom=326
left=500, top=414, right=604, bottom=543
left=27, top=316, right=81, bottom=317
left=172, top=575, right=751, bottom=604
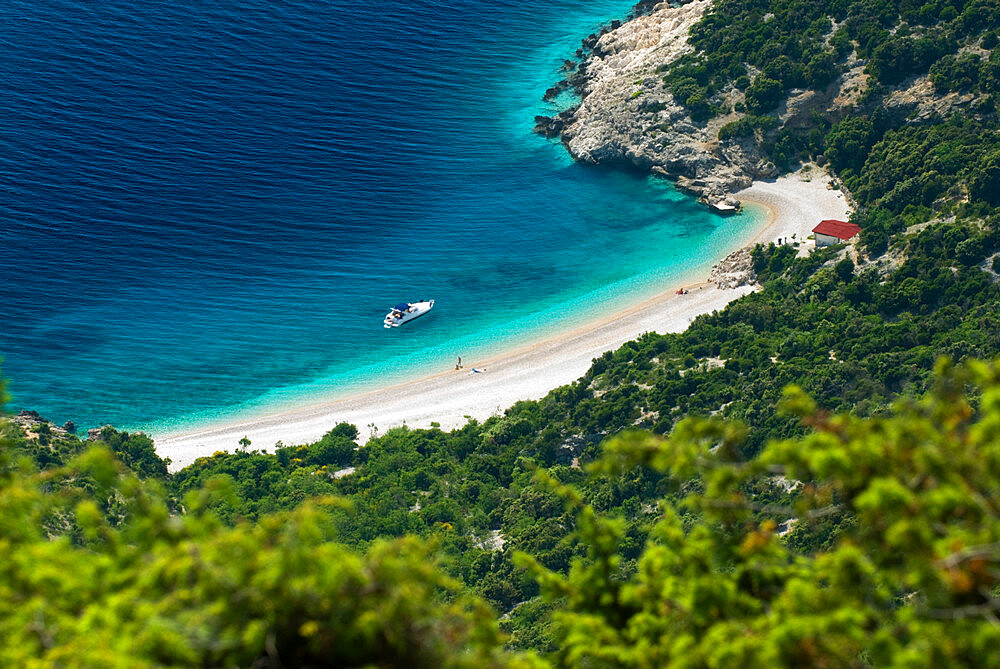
left=533, top=115, right=564, bottom=138
left=543, top=81, right=569, bottom=101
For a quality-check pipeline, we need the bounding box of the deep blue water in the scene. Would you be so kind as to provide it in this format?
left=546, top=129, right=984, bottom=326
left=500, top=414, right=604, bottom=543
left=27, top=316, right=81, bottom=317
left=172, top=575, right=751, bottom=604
left=0, top=0, right=761, bottom=433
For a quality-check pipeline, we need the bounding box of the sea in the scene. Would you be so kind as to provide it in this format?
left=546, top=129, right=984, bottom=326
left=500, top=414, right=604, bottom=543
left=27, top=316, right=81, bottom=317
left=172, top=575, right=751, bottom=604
left=0, top=0, right=764, bottom=434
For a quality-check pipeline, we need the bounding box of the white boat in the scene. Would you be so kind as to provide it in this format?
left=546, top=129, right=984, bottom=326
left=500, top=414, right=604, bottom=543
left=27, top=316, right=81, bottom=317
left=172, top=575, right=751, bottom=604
left=384, top=299, right=434, bottom=328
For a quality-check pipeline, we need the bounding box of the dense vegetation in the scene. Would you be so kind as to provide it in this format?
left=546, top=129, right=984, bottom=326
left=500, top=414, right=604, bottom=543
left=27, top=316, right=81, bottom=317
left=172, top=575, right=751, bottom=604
left=8, top=0, right=1000, bottom=662
left=6, top=360, right=1000, bottom=665
left=663, top=0, right=1000, bottom=175
left=668, top=0, right=998, bottom=110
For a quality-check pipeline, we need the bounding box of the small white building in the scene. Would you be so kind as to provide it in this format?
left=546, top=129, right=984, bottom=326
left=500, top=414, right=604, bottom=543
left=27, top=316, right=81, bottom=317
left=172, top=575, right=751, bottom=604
left=813, top=219, right=861, bottom=247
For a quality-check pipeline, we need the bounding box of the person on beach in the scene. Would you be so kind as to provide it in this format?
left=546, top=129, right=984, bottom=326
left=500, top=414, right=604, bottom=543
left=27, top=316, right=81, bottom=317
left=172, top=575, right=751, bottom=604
left=456, top=356, right=463, bottom=370
left=469, top=368, right=485, bottom=374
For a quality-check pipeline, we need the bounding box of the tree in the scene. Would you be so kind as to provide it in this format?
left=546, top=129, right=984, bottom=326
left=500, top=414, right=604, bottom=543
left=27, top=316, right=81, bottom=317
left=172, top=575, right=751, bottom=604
left=0, top=444, right=536, bottom=668
left=745, top=75, right=784, bottom=113
left=824, top=116, right=876, bottom=174
left=96, top=426, right=168, bottom=479
left=834, top=256, right=855, bottom=282
left=969, top=148, right=1000, bottom=206
left=519, top=359, right=1000, bottom=667
left=306, top=426, right=358, bottom=467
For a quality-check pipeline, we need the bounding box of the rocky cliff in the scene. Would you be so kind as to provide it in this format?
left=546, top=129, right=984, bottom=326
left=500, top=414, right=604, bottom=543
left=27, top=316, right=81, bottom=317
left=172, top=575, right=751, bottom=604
left=535, top=0, right=866, bottom=208
left=535, top=0, right=757, bottom=206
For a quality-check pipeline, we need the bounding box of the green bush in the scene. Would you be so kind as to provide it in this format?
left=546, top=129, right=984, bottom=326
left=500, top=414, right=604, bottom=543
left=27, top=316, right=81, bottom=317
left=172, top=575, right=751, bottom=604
left=745, top=75, right=785, bottom=113
left=522, top=360, right=1000, bottom=667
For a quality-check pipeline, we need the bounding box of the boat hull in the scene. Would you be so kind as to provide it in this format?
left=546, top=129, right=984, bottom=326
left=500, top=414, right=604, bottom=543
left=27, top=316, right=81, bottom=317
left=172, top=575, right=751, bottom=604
left=384, top=300, right=434, bottom=328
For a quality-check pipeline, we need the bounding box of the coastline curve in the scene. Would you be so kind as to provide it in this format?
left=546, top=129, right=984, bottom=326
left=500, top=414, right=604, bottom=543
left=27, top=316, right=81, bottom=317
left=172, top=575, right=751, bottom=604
left=154, top=165, right=850, bottom=468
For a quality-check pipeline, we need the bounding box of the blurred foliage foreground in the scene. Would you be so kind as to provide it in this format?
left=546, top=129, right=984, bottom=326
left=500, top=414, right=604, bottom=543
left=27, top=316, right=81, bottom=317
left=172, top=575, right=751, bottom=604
left=3, top=360, right=1000, bottom=667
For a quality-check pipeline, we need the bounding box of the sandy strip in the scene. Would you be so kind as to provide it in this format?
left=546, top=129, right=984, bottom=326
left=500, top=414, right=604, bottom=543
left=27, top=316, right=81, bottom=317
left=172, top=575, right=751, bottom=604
left=154, top=167, right=850, bottom=469
left=737, top=166, right=853, bottom=252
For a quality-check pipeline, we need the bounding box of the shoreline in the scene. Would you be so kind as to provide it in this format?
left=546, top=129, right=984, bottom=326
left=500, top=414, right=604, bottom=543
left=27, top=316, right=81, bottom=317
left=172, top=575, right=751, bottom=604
left=153, top=166, right=850, bottom=469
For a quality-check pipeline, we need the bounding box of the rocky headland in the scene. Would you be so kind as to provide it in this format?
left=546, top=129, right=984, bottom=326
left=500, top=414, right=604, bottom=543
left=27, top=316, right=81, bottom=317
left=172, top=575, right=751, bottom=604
left=12, top=409, right=77, bottom=439
left=709, top=247, right=755, bottom=290
left=534, top=0, right=867, bottom=209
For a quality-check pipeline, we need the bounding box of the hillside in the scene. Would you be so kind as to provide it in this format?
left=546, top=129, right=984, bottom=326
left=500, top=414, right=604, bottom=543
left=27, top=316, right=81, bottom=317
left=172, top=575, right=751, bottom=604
left=540, top=0, right=1000, bottom=210
left=6, top=0, right=1000, bottom=664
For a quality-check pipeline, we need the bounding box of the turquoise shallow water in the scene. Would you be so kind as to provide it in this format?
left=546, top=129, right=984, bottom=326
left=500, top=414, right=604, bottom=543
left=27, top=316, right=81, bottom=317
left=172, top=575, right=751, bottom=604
left=0, top=0, right=763, bottom=433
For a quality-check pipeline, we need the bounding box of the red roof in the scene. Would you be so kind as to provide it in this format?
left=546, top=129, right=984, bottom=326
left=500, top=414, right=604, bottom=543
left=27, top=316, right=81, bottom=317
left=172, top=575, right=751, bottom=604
left=813, top=219, right=861, bottom=240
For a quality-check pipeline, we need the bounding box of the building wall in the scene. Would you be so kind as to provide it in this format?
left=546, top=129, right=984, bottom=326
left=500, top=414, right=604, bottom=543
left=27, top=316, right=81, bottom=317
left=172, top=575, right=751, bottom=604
left=815, top=232, right=840, bottom=247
